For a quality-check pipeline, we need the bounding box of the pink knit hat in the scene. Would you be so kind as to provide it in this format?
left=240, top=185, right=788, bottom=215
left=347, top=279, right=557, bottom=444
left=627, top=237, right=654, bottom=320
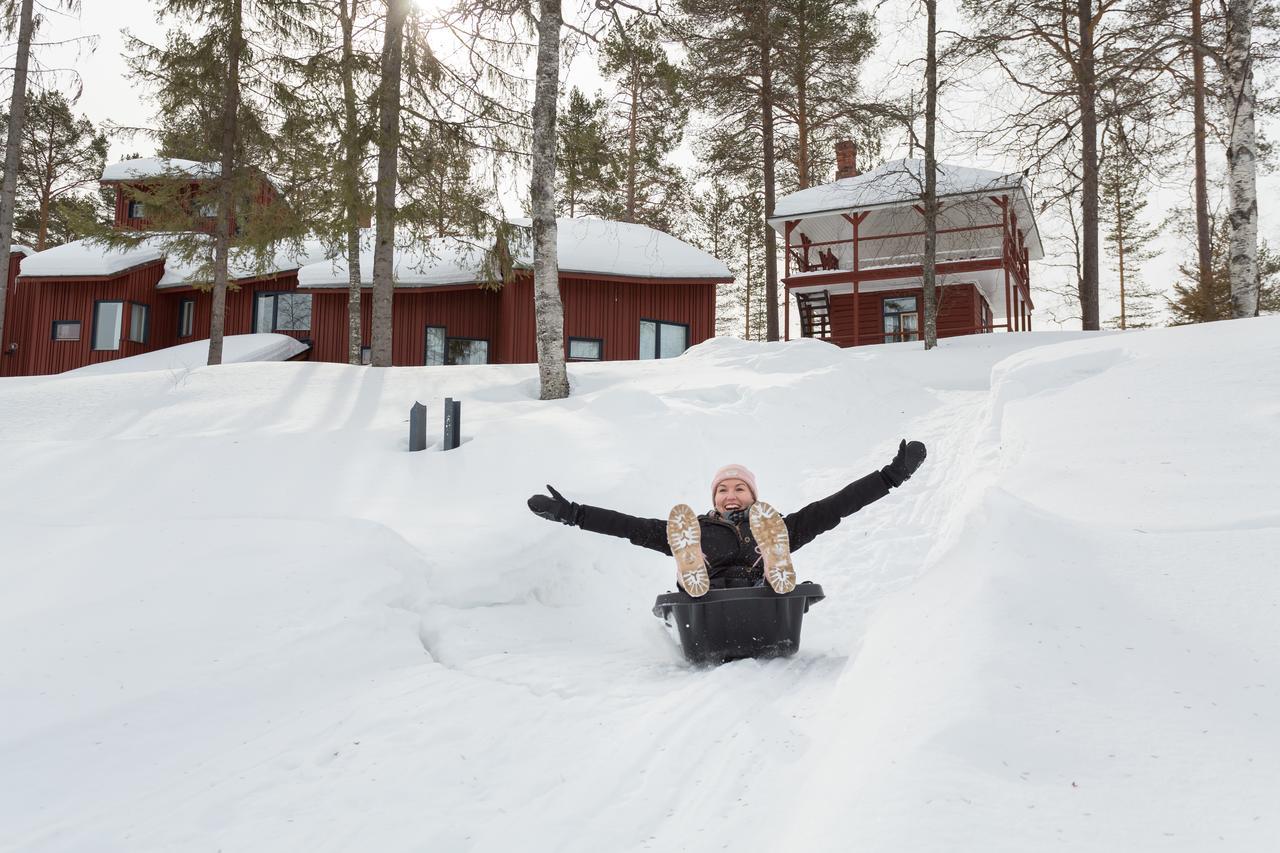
left=711, top=464, right=758, bottom=503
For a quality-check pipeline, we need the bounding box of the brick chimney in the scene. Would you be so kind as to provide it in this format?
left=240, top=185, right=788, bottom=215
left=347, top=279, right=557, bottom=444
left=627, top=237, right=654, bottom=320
left=835, top=140, right=859, bottom=180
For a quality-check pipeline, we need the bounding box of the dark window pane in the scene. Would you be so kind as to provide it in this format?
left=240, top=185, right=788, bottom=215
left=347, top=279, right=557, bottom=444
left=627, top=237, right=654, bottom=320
left=446, top=338, right=488, bottom=365
left=275, top=294, right=311, bottom=331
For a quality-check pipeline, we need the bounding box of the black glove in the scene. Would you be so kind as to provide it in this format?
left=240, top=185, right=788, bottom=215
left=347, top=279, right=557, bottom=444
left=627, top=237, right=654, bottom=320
left=880, top=439, right=927, bottom=488
left=527, top=484, right=581, bottom=526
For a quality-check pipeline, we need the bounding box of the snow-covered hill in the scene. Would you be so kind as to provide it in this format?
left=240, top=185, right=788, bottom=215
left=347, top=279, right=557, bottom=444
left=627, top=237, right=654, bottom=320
left=1, top=319, right=1276, bottom=852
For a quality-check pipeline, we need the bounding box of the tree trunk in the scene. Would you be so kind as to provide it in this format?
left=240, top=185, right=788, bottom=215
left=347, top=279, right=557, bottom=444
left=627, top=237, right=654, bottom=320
left=38, top=130, right=54, bottom=251
left=1077, top=0, right=1101, bottom=331
left=1116, top=183, right=1127, bottom=330
left=532, top=0, right=569, bottom=399
left=341, top=0, right=364, bottom=365
left=1225, top=0, right=1259, bottom=318
left=209, top=0, right=243, bottom=367
left=0, top=0, right=35, bottom=347
left=922, top=0, right=939, bottom=350
left=760, top=8, right=780, bottom=341
left=1191, top=0, right=1213, bottom=303
left=371, top=0, right=409, bottom=367
left=625, top=76, right=638, bottom=222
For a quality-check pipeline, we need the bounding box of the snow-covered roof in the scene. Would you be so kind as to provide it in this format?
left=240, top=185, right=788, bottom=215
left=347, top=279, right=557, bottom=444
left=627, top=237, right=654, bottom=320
left=157, top=237, right=332, bottom=288
left=18, top=235, right=331, bottom=284
left=101, top=158, right=220, bottom=183
left=770, top=159, right=1028, bottom=221
left=297, top=218, right=733, bottom=289
left=19, top=237, right=167, bottom=278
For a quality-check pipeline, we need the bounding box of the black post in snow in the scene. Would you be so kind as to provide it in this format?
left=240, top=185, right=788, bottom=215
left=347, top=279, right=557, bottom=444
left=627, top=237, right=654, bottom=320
left=409, top=401, right=428, bottom=451
left=442, top=398, right=461, bottom=451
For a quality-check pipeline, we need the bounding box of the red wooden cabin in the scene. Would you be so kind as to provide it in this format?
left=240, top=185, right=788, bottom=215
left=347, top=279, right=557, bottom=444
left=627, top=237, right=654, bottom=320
left=294, top=219, right=732, bottom=366
left=769, top=144, right=1043, bottom=346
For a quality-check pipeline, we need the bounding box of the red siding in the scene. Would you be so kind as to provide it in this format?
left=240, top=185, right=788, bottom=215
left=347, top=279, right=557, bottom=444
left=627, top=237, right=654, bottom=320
left=498, top=273, right=717, bottom=363
left=826, top=283, right=990, bottom=347
left=1, top=251, right=28, bottom=377
left=307, top=286, right=502, bottom=365
left=7, top=262, right=166, bottom=375
left=6, top=265, right=722, bottom=375
left=305, top=274, right=716, bottom=365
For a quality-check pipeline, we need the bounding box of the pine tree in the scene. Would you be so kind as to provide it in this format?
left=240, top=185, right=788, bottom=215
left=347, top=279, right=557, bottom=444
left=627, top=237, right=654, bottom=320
left=689, top=179, right=740, bottom=336
left=677, top=0, right=784, bottom=340
left=1099, top=133, right=1161, bottom=329
left=6, top=91, right=109, bottom=250
left=598, top=16, right=687, bottom=230
left=556, top=87, right=611, bottom=218
left=274, top=0, right=379, bottom=365
left=729, top=190, right=769, bottom=341
left=124, top=0, right=308, bottom=365
left=773, top=0, right=877, bottom=189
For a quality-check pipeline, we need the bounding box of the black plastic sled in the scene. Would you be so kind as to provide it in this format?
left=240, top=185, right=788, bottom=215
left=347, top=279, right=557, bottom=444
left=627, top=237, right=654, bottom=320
left=652, top=583, right=825, bottom=665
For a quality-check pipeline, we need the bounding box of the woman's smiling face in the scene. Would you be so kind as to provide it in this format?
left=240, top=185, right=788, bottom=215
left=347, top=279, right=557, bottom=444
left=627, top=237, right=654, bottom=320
left=714, top=478, right=755, bottom=513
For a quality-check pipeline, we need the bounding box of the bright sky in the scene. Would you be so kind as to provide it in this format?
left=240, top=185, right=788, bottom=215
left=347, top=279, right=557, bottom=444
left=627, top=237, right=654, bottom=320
left=15, top=0, right=1279, bottom=329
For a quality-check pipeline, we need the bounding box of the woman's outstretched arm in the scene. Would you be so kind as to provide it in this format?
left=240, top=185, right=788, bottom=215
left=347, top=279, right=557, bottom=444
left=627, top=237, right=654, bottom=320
left=785, top=440, right=927, bottom=551
left=528, top=485, right=671, bottom=554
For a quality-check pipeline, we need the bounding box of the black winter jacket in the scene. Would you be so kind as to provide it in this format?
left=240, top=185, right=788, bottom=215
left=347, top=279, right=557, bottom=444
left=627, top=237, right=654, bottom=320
left=573, top=471, right=892, bottom=581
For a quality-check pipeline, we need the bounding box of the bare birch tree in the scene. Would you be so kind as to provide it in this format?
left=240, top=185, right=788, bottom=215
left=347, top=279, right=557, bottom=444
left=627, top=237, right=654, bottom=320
left=531, top=0, right=569, bottom=398
left=370, top=0, right=409, bottom=367
left=1223, top=0, right=1259, bottom=317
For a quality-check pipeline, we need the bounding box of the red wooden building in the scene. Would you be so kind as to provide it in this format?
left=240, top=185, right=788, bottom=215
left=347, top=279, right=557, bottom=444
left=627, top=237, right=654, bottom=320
left=1, top=160, right=732, bottom=377
left=293, top=219, right=731, bottom=366
left=768, top=144, right=1043, bottom=346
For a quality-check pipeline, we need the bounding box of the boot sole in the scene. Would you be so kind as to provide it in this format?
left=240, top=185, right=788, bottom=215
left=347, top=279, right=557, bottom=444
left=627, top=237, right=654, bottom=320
left=667, top=504, right=710, bottom=597
left=749, top=501, right=796, bottom=594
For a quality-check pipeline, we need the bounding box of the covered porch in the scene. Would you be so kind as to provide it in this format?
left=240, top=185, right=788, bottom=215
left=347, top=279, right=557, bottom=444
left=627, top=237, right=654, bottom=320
left=768, top=157, right=1042, bottom=345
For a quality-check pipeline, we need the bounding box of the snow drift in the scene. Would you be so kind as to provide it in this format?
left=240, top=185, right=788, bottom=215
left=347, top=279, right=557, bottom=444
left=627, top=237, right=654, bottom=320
left=0, top=319, right=1276, bottom=852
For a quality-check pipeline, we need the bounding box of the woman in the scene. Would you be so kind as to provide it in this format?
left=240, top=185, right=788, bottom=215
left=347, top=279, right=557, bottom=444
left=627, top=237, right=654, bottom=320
left=528, top=440, right=927, bottom=597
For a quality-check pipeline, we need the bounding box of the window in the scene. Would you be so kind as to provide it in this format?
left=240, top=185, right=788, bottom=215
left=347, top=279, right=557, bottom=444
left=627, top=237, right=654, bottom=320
left=568, top=337, right=603, bottom=361
left=253, top=292, right=312, bottom=333
left=92, top=301, right=124, bottom=351
left=128, top=303, right=150, bottom=344
left=126, top=200, right=146, bottom=219
left=638, top=320, right=688, bottom=359
left=198, top=202, right=218, bottom=218
left=361, top=346, right=372, bottom=366
left=178, top=299, right=195, bottom=338
left=424, top=325, right=446, bottom=365
left=52, top=321, right=81, bottom=342
left=446, top=337, right=489, bottom=365
left=882, top=296, right=919, bottom=343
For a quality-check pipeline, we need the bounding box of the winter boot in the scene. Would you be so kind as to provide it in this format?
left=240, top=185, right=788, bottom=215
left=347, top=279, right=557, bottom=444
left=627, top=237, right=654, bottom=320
left=667, top=504, right=710, bottom=597
left=749, top=501, right=796, bottom=594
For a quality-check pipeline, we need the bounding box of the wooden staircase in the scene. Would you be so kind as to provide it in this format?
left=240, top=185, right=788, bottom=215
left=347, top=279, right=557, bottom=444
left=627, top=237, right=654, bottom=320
left=794, top=290, right=832, bottom=340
